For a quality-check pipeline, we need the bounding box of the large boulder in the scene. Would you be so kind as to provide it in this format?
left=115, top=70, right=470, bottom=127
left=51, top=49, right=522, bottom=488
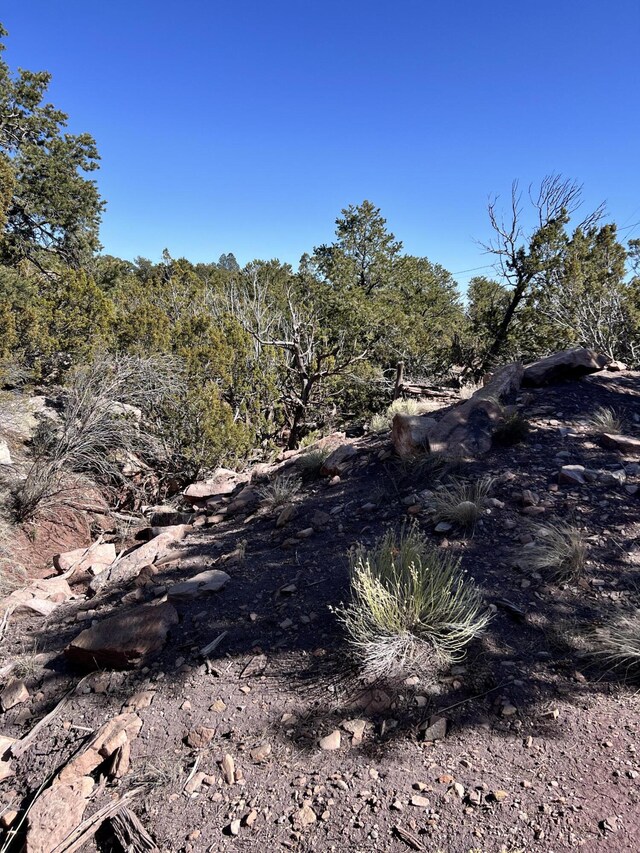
left=65, top=602, right=179, bottom=669
left=523, top=348, right=608, bottom=386
left=320, top=444, right=358, bottom=476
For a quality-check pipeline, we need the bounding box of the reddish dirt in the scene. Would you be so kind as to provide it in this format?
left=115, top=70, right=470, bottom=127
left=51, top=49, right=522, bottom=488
left=1, top=367, right=640, bottom=852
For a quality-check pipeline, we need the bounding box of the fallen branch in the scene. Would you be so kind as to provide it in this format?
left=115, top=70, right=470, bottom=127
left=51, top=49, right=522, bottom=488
left=109, top=806, right=159, bottom=852
left=49, top=787, right=146, bottom=853
left=200, top=631, right=228, bottom=657
left=10, top=674, right=92, bottom=759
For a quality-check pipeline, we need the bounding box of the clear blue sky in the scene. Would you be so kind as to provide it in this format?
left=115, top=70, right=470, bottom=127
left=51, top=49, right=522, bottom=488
left=3, top=1, right=639, bottom=290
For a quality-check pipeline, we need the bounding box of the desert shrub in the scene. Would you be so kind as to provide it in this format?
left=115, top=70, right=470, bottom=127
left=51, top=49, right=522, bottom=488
left=492, top=412, right=530, bottom=445
left=13, top=353, right=182, bottom=520
left=518, top=521, right=586, bottom=581
left=335, top=523, right=491, bottom=681
left=296, top=446, right=331, bottom=481
left=588, top=405, right=623, bottom=434
left=592, top=612, right=640, bottom=680
left=368, top=412, right=391, bottom=434
left=432, top=476, right=494, bottom=528
left=256, top=474, right=302, bottom=511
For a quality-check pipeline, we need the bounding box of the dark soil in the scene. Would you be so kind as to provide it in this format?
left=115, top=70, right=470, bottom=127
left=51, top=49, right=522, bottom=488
left=2, top=368, right=640, bottom=852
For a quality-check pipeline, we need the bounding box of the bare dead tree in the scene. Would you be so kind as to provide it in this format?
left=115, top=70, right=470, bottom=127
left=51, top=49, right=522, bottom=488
left=233, top=275, right=367, bottom=448
left=480, top=175, right=604, bottom=369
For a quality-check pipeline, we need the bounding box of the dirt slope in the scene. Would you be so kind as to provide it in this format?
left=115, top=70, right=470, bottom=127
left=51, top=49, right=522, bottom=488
left=1, top=369, right=640, bottom=852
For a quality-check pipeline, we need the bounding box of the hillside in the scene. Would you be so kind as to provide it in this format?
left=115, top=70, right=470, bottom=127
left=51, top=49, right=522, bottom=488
left=0, top=351, right=639, bottom=852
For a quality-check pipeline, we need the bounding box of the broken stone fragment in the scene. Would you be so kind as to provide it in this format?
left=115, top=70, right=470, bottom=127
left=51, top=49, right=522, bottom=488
left=53, top=543, right=116, bottom=577
left=65, top=603, right=179, bottom=670
left=0, top=679, right=29, bottom=711
left=167, top=569, right=230, bottom=601
left=184, top=469, right=246, bottom=500
left=601, top=433, right=640, bottom=458
left=25, top=776, right=94, bottom=853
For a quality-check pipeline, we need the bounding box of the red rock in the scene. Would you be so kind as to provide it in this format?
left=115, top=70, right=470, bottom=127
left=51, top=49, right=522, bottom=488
left=25, top=776, right=94, bottom=853
left=65, top=603, right=179, bottom=669
left=53, top=543, right=116, bottom=576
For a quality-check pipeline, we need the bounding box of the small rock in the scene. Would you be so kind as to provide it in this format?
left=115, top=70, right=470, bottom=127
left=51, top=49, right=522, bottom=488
left=186, top=726, right=216, bottom=749
left=250, top=742, right=271, bottom=762
left=228, top=818, right=241, bottom=836
left=0, top=680, right=29, bottom=711
left=420, top=715, right=448, bottom=741
left=410, top=795, right=430, bottom=808
left=319, top=730, right=341, bottom=751
left=294, top=802, right=317, bottom=828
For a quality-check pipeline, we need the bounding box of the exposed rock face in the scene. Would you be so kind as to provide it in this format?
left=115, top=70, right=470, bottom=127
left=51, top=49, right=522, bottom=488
left=522, top=348, right=608, bottom=386
left=601, top=433, right=640, bottom=458
left=65, top=602, right=179, bottom=669
left=393, top=363, right=523, bottom=457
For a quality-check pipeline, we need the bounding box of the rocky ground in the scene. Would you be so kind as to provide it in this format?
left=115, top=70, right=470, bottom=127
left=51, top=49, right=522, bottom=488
left=1, top=359, right=640, bottom=852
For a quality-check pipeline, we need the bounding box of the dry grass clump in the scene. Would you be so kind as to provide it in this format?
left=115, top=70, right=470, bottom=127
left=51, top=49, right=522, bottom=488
left=459, top=381, right=482, bottom=400
left=0, top=519, right=26, bottom=596
left=588, top=406, right=624, bottom=435
left=432, top=476, right=494, bottom=528
left=296, top=446, right=331, bottom=480
left=368, top=412, right=391, bottom=434
left=492, top=412, right=530, bottom=446
left=518, top=521, right=587, bottom=581
left=256, top=474, right=302, bottom=511
left=592, top=612, right=640, bottom=680
left=335, top=523, right=491, bottom=681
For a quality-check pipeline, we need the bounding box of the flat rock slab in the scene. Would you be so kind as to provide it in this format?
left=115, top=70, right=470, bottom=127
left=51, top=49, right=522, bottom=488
left=601, top=433, right=640, bottom=458
left=523, top=348, right=608, bottom=386
left=168, top=569, right=231, bottom=601
left=65, top=603, right=179, bottom=670
left=184, top=468, right=247, bottom=500
left=0, top=679, right=29, bottom=711
left=54, top=542, right=116, bottom=576
left=26, top=776, right=94, bottom=853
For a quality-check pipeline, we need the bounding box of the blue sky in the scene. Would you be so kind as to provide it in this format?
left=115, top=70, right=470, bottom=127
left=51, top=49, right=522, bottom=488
left=3, top=1, right=639, bottom=290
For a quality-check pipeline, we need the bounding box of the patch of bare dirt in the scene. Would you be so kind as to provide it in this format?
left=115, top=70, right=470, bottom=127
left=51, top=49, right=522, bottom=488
left=1, top=368, right=640, bottom=852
